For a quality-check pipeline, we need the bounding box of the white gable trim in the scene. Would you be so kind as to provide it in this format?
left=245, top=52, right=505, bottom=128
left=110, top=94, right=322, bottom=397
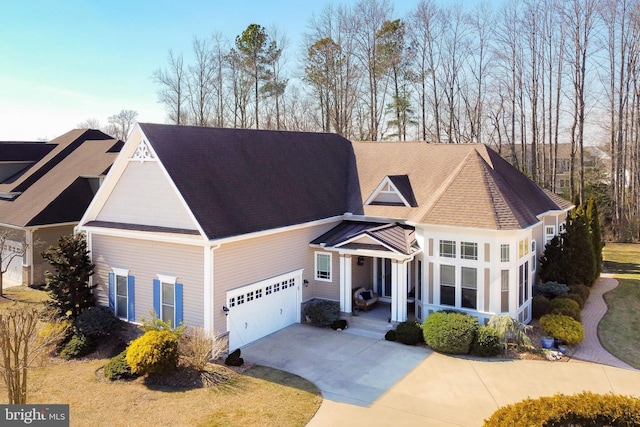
left=364, top=176, right=411, bottom=207
left=334, top=233, right=400, bottom=254
left=78, top=124, right=208, bottom=241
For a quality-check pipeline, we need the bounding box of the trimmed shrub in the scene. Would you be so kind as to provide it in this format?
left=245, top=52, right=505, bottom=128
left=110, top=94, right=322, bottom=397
left=395, top=321, right=424, bottom=345
left=104, top=350, right=136, bottom=380
left=304, top=299, right=340, bottom=327
left=483, top=392, right=640, bottom=427
left=126, top=330, right=179, bottom=375
left=531, top=295, right=550, bottom=319
left=423, top=311, right=478, bottom=354
left=59, top=333, right=96, bottom=360
left=539, top=314, right=584, bottom=345
left=533, top=281, right=569, bottom=298
left=549, top=297, right=581, bottom=321
left=384, top=330, right=396, bottom=341
left=471, top=326, right=502, bottom=357
left=75, top=305, right=119, bottom=337
left=562, top=292, right=585, bottom=309
left=569, top=284, right=591, bottom=302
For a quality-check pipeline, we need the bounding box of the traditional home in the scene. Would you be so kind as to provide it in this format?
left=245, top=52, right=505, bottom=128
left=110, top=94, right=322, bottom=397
left=0, top=129, right=121, bottom=287
left=77, top=124, right=572, bottom=350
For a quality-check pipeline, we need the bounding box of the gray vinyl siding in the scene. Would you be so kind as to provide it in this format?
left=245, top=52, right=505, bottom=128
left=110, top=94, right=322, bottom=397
left=212, top=221, right=340, bottom=333
left=96, top=160, right=197, bottom=231
left=91, top=234, right=204, bottom=327
left=32, top=225, right=74, bottom=286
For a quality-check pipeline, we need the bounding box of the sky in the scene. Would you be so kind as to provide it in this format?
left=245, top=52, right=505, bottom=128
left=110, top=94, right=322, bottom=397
left=0, top=0, right=332, bottom=141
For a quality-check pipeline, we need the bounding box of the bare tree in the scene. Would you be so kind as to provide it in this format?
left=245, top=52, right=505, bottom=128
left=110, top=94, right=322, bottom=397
left=106, top=110, right=138, bottom=141
left=76, top=118, right=102, bottom=130
left=186, top=37, right=216, bottom=127
left=153, top=50, right=188, bottom=125
left=0, top=309, right=69, bottom=403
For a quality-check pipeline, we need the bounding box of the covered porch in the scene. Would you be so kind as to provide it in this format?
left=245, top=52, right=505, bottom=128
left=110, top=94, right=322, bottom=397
left=311, top=220, right=422, bottom=323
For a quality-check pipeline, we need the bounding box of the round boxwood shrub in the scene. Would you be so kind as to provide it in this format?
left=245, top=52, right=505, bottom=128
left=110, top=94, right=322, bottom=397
left=423, top=311, right=478, bottom=354
left=126, top=330, right=179, bottom=375
left=304, top=299, right=340, bottom=327
left=531, top=295, right=550, bottom=319
left=548, top=297, right=581, bottom=321
left=59, top=333, right=96, bottom=360
left=471, top=325, right=502, bottom=357
left=484, top=392, right=640, bottom=427
left=104, top=350, right=136, bottom=381
left=539, top=314, right=584, bottom=345
left=563, top=292, right=585, bottom=309
left=75, top=305, right=120, bottom=337
left=395, top=321, right=424, bottom=345
left=384, top=330, right=396, bottom=341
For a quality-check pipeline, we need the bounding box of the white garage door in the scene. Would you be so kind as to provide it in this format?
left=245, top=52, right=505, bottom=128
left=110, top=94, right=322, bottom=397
left=1, top=241, right=23, bottom=285
left=226, top=269, right=302, bottom=350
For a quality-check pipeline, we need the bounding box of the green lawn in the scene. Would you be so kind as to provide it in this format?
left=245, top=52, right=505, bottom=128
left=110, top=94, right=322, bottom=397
left=600, top=243, right=640, bottom=369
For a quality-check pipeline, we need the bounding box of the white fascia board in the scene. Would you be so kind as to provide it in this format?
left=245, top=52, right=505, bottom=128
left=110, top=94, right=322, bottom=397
left=209, top=215, right=344, bottom=246
left=334, top=233, right=399, bottom=254
left=78, top=224, right=206, bottom=247
left=410, top=221, right=540, bottom=238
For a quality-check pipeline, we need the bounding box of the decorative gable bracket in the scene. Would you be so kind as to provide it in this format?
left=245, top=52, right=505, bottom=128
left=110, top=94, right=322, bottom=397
left=129, top=139, right=155, bottom=163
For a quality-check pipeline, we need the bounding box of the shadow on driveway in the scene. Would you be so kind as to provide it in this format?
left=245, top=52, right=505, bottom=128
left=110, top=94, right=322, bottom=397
left=241, top=323, right=429, bottom=406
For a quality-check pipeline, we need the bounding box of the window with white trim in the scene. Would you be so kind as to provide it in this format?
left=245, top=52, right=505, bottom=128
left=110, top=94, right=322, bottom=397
left=439, top=240, right=456, bottom=258
left=518, top=238, right=529, bottom=258
left=461, top=242, right=478, bottom=260
left=545, top=225, right=556, bottom=242
left=461, top=267, right=477, bottom=309
left=518, top=261, right=529, bottom=307
left=500, top=244, right=510, bottom=262
left=501, top=270, right=509, bottom=312
left=315, top=252, right=332, bottom=281
left=115, top=274, right=128, bottom=319
left=531, top=241, right=537, bottom=272
left=161, top=282, right=175, bottom=325
left=440, top=265, right=455, bottom=306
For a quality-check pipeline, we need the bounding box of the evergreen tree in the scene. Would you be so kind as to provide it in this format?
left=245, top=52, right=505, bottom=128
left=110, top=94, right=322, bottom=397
left=585, top=196, right=604, bottom=279
left=539, top=235, right=568, bottom=284
left=42, top=234, right=96, bottom=319
left=564, top=209, right=597, bottom=286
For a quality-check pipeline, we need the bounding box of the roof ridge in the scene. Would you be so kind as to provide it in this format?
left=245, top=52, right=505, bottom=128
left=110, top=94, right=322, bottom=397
left=410, top=146, right=476, bottom=223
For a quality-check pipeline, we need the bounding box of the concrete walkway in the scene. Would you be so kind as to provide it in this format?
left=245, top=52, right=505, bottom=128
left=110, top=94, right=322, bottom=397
left=572, top=275, right=636, bottom=370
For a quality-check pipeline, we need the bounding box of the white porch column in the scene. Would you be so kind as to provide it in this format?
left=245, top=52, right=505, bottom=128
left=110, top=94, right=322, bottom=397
left=24, top=229, right=34, bottom=286
left=339, top=254, right=352, bottom=313
left=391, top=260, right=408, bottom=322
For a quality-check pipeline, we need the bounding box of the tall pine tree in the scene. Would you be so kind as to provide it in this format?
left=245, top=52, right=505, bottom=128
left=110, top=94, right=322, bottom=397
left=585, top=196, right=604, bottom=279
left=42, top=234, right=96, bottom=319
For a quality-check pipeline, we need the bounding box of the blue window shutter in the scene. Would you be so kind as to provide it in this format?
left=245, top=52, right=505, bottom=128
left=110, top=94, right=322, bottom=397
left=175, top=283, right=184, bottom=325
left=127, top=275, right=135, bottom=322
left=108, top=272, right=115, bottom=312
left=153, top=279, right=161, bottom=317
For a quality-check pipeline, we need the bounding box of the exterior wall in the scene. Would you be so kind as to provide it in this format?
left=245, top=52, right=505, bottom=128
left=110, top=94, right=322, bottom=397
left=96, top=160, right=197, bottom=231
left=90, top=233, right=204, bottom=327
left=419, top=224, right=537, bottom=324
left=32, top=225, right=74, bottom=285
left=212, top=221, right=340, bottom=335
left=351, top=256, right=373, bottom=289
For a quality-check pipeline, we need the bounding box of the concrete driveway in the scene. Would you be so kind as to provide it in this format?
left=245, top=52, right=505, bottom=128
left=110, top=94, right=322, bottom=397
left=242, top=324, right=640, bottom=427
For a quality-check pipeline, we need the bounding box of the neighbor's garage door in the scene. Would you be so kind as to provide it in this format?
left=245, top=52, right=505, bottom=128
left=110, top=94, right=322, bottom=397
left=226, top=269, right=302, bottom=350
left=1, top=240, right=23, bottom=285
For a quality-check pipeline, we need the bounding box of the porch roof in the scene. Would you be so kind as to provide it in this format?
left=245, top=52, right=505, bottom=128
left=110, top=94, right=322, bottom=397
left=310, top=220, right=419, bottom=256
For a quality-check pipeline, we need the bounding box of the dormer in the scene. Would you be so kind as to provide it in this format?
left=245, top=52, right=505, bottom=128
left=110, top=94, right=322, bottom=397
left=365, top=175, right=418, bottom=207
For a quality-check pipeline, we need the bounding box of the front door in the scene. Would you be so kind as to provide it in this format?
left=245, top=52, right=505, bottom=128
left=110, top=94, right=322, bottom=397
left=375, top=258, right=392, bottom=298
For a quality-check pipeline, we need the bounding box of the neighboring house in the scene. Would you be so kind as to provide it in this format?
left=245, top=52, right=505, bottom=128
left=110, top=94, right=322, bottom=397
left=77, top=124, right=572, bottom=350
left=0, top=129, right=122, bottom=286
left=496, top=143, right=611, bottom=193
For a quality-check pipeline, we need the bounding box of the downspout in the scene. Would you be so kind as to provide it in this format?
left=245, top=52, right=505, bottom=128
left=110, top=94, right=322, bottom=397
left=204, top=242, right=221, bottom=334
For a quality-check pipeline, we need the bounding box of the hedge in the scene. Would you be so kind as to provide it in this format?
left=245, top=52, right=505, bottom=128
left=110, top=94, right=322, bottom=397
left=484, top=392, right=640, bottom=427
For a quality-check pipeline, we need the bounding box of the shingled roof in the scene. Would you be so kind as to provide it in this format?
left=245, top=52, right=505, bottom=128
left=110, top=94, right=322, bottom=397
left=138, top=123, right=363, bottom=240
left=353, top=142, right=570, bottom=230
left=0, top=129, right=120, bottom=227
